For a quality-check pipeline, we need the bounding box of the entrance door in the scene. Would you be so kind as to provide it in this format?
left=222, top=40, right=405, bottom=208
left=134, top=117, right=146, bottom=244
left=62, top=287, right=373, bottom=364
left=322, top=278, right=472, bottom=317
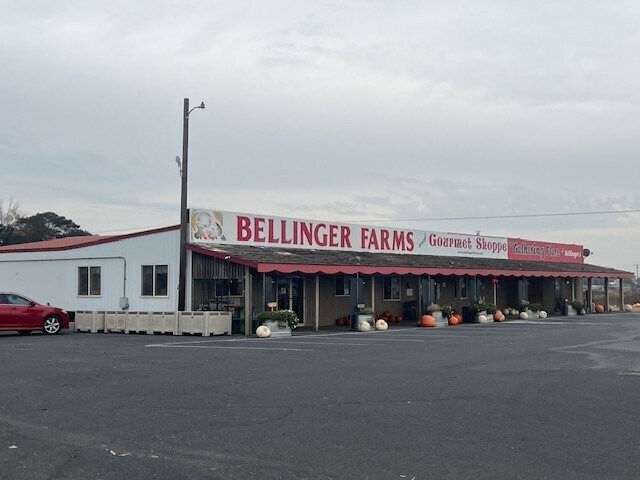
left=275, top=276, right=305, bottom=325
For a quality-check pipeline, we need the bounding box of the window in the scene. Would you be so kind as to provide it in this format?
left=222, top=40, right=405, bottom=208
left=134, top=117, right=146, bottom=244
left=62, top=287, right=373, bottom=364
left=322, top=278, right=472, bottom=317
left=454, top=277, right=468, bottom=299
left=78, top=266, right=101, bottom=296
left=334, top=275, right=350, bottom=296
left=213, top=279, right=243, bottom=297
left=141, top=265, right=168, bottom=297
left=383, top=276, right=401, bottom=301
left=0, top=293, right=30, bottom=305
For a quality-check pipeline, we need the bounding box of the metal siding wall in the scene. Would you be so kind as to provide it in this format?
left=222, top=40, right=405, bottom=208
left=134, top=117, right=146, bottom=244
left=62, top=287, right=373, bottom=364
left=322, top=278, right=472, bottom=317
left=251, top=272, right=263, bottom=321
left=303, top=275, right=316, bottom=326
left=191, top=253, right=244, bottom=279
left=318, top=275, right=351, bottom=326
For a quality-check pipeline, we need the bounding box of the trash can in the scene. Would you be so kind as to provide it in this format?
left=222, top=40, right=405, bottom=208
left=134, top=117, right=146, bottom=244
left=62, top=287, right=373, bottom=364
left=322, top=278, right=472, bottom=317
left=350, top=313, right=359, bottom=331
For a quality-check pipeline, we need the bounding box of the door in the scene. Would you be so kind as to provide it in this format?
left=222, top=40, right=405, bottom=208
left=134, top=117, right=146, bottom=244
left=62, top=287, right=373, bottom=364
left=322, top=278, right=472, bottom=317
left=275, top=276, right=305, bottom=325
left=0, top=293, right=15, bottom=328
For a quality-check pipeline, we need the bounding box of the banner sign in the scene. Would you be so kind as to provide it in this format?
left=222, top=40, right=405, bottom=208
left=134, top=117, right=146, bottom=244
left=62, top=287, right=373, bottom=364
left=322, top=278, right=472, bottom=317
left=189, top=209, right=583, bottom=263
left=508, top=238, right=583, bottom=264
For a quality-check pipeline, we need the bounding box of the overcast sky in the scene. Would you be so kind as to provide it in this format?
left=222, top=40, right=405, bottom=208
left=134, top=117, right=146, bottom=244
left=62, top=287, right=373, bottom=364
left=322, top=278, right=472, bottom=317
left=1, top=1, right=639, bottom=273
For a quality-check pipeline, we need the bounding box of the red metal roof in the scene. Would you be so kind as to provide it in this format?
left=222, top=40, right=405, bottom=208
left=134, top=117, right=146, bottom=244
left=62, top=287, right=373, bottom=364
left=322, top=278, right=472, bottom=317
left=0, top=225, right=179, bottom=253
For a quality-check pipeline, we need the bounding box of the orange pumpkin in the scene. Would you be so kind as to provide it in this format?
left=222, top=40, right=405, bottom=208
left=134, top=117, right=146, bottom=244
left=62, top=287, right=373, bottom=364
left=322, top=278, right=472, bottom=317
left=418, top=315, right=436, bottom=327
left=453, top=313, right=463, bottom=323
left=448, top=316, right=458, bottom=326
left=595, top=304, right=605, bottom=313
left=395, top=315, right=403, bottom=323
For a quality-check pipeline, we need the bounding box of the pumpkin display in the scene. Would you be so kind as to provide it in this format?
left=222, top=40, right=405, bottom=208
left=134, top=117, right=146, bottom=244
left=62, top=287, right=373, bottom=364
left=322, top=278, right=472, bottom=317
left=375, top=319, right=389, bottom=330
left=447, top=316, right=458, bottom=326
left=418, top=315, right=436, bottom=327
left=595, top=304, right=605, bottom=313
left=359, top=320, right=371, bottom=332
left=453, top=313, right=463, bottom=323
left=539, top=310, right=548, bottom=319
left=256, top=325, right=271, bottom=338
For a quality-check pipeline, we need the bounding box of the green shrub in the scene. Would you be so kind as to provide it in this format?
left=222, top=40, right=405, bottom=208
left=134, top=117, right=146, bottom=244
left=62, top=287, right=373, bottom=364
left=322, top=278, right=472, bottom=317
left=257, top=309, right=299, bottom=330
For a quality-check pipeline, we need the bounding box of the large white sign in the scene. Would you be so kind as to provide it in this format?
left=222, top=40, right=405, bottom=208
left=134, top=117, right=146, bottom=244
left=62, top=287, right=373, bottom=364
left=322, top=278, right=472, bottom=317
left=189, top=209, right=510, bottom=259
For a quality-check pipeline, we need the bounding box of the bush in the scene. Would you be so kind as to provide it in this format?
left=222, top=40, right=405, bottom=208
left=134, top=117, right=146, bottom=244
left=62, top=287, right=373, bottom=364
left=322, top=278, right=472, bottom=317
left=440, top=305, right=453, bottom=318
left=570, top=300, right=584, bottom=311
left=526, top=302, right=542, bottom=312
left=257, top=310, right=299, bottom=330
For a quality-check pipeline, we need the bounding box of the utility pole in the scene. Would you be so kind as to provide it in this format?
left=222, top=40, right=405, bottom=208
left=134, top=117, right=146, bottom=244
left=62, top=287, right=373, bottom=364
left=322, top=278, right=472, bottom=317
left=177, top=98, right=205, bottom=312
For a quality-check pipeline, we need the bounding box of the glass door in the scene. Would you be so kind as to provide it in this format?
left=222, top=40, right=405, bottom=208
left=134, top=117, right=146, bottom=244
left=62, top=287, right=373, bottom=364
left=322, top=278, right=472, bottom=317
left=275, top=275, right=305, bottom=325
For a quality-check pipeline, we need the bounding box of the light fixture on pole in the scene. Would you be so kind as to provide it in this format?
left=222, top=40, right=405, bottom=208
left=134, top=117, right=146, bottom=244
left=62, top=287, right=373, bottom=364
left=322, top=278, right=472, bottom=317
left=178, top=98, right=205, bottom=312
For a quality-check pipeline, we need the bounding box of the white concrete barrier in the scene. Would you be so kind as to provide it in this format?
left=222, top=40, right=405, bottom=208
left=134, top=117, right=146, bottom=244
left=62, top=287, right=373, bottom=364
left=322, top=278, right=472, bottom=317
left=125, top=312, right=152, bottom=334
left=75, top=311, right=105, bottom=333
left=179, top=311, right=208, bottom=335
left=105, top=311, right=126, bottom=333
left=74, top=310, right=230, bottom=336
left=206, top=311, right=232, bottom=335
left=150, top=312, right=178, bottom=335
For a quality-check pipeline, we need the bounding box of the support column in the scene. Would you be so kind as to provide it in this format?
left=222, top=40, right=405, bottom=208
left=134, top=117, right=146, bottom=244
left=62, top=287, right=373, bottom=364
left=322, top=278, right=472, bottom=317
left=587, top=278, right=593, bottom=313
left=244, top=267, right=252, bottom=336
left=371, top=276, right=376, bottom=312
left=619, top=278, right=624, bottom=312
left=604, top=277, right=610, bottom=312
left=314, top=274, right=320, bottom=332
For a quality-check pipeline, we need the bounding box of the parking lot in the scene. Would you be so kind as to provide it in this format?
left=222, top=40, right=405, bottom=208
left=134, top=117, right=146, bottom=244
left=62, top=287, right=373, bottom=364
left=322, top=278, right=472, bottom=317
left=2, top=314, right=640, bottom=479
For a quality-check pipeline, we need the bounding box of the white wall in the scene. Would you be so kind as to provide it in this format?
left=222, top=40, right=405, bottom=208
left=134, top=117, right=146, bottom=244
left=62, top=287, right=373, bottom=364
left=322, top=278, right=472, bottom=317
left=0, top=229, right=182, bottom=312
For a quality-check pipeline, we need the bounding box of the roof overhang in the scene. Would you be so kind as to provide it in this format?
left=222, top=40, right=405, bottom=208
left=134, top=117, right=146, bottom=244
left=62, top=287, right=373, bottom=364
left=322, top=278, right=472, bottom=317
left=187, top=244, right=635, bottom=279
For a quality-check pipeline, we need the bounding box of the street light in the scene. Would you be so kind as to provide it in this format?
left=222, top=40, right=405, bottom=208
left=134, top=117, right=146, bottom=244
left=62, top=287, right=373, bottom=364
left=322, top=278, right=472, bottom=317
left=178, top=98, right=205, bottom=311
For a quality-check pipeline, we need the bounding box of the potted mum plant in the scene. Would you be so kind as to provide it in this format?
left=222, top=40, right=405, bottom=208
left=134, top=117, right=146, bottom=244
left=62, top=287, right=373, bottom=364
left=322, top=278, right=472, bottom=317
left=470, top=303, right=488, bottom=322
left=355, top=307, right=375, bottom=330
left=570, top=300, right=585, bottom=315
left=426, top=304, right=443, bottom=323
left=256, top=309, right=299, bottom=337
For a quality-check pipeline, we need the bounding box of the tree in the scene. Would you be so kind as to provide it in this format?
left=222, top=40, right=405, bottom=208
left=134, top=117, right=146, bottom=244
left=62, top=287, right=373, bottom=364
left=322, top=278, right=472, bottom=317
left=0, top=199, right=23, bottom=245
left=6, top=212, right=92, bottom=245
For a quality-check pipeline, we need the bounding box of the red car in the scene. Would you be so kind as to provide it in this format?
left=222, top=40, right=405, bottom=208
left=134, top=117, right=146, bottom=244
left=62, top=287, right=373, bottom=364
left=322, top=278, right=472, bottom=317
left=0, top=292, right=70, bottom=335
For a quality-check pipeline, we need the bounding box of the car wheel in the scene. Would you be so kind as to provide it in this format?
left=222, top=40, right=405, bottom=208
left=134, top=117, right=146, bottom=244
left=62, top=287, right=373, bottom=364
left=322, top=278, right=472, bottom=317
left=43, top=316, right=62, bottom=335
left=18, top=330, right=32, bottom=336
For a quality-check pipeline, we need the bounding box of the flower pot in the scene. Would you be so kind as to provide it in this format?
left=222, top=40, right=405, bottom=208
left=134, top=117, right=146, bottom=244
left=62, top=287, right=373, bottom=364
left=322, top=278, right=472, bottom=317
left=261, top=320, right=292, bottom=337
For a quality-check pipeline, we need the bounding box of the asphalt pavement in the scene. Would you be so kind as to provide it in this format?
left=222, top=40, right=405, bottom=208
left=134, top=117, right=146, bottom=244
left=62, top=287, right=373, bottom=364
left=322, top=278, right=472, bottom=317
left=1, top=314, right=640, bottom=479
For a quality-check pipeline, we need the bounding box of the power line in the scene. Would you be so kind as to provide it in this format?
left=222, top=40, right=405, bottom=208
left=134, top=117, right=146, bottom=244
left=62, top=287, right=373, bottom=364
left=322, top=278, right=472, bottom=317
left=352, top=209, right=640, bottom=223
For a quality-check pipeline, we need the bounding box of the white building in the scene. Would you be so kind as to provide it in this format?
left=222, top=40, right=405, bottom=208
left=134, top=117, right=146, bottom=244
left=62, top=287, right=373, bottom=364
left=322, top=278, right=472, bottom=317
left=0, top=226, right=180, bottom=313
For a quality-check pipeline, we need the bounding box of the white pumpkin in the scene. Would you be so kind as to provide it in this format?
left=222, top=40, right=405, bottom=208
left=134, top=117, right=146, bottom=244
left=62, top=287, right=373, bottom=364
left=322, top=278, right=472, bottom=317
left=624, top=304, right=633, bottom=312
left=519, top=311, right=529, bottom=320
left=359, top=321, right=371, bottom=332
left=539, top=310, right=547, bottom=319
left=375, top=319, right=388, bottom=331
left=477, top=314, right=488, bottom=323
left=502, top=308, right=510, bottom=316
left=256, top=325, right=271, bottom=338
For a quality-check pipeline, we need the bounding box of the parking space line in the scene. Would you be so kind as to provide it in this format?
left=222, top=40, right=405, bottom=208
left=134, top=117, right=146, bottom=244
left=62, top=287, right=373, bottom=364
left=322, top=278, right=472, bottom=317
left=146, top=344, right=311, bottom=351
